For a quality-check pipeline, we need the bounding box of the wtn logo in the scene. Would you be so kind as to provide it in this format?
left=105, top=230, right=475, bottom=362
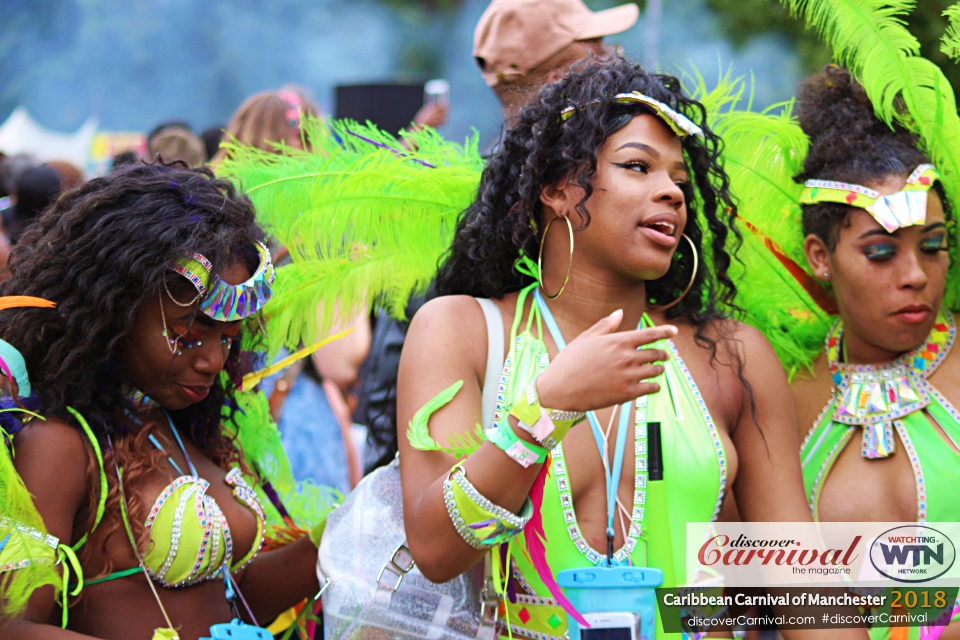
left=870, top=526, right=956, bottom=583
left=879, top=542, right=944, bottom=567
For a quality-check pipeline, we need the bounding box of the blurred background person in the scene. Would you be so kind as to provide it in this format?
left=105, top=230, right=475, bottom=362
left=0, top=153, right=37, bottom=211
left=213, top=89, right=320, bottom=162
left=3, top=165, right=61, bottom=244
left=43, top=159, right=84, bottom=191
left=200, top=124, right=225, bottom=162
left=355, top=0, right=637, bottom=471
left=110, top=149, right=140, bottom=172
left=260, top=310, right=371, bottom=493
left=147, top=121, right=206, bottom=166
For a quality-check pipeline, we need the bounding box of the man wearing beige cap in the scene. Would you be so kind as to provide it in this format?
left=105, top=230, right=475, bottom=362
left=474, top=0, right=639, bottom=120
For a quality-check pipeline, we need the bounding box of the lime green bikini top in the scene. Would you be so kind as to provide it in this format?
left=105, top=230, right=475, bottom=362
left=87, top=412, right=266, bottom=588
left=478, top=291, right=727, bottom=640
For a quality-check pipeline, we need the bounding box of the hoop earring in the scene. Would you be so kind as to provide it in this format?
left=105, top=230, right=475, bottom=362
left=646, top=233, right=699, bottom=311
left=537, top=215, right=574, bottom=300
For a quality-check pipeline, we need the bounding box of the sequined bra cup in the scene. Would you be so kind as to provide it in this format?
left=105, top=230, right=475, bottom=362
left=143, top=467, right=266, bottom=587
left=801, top=309, right=960, bottom=524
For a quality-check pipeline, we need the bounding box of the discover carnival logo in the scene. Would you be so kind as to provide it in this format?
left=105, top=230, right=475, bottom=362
left=868, top=526, right=956, bottom=583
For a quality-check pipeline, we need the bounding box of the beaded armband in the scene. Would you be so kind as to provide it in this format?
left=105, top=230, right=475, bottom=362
left=487, top=418, right=548, bottom=467
left=443, top=464, right=532, bottom=550
left=508, top=379, right=583, bottom=450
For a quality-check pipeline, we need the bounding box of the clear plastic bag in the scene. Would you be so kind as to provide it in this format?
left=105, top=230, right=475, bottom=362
left=318, top=458, right=497, bottom=640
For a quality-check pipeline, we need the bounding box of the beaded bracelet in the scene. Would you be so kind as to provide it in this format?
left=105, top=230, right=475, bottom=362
left=443, top=464, right=532, bottom=550
left=487, top=418, right=548, bottom=467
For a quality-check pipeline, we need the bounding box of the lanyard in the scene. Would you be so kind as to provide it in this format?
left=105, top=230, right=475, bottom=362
left=534, top=289, right=637, bottom=563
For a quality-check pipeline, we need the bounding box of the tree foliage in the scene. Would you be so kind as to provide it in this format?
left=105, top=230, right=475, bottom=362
left=706, top=0, right=960, bottom=92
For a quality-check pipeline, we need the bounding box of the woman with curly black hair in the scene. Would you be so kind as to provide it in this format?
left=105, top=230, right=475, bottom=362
left=396, top=58, right=835, bottom=639
left=0, top=163, right=322, bottom=639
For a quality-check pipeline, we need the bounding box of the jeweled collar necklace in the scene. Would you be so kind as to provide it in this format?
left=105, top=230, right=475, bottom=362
left=826, top=309, right=955, bottom=459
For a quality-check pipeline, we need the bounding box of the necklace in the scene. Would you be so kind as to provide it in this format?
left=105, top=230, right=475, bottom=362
left=826, top=310, right=955, bottom=458
left=122, top=383, right=161, bottom=411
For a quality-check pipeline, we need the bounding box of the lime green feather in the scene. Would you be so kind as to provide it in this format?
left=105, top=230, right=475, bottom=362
left=219, top=117, right=484, bottom=353
left=406, top=380, right=485, bottom=459
left=942, top=3, right=960, bottom=60
left=702, top=74, right=835, bottom=376
left=0, top=437, right=62, bottom=616
left=225, top=388, right=340, bottom=528
left=781, top=0, right=960, bottom=309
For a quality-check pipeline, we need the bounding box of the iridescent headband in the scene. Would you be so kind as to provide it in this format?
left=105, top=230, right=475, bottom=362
left=799, top=164, right=940, bottom=233
left=559, top=91, right=705, bottom=138
left=170, top=241, right=275, bottom=322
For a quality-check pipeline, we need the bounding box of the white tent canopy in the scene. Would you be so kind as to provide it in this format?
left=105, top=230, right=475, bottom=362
left=0, top=106, right=97, bottom=168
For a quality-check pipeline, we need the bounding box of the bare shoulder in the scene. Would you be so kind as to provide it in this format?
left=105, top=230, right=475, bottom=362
left=670, top=316, right=780, bottom=372
left=13, top=416, right=90, bottom=473
left=405, top=295, right=491, bottom=364
left=12, top=417, right=90, bottom=542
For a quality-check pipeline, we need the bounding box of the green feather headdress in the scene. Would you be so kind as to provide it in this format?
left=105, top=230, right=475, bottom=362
left=712, top=0, right=960, bottom=377
left=219, top=118, right=484, bottom=354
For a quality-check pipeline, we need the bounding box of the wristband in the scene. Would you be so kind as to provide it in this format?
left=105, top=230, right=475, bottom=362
left=487, top=417, right=548, bottom=467
left=509, top=379, right=584, bottom=450
left=443, top=464, right=532, bottom=549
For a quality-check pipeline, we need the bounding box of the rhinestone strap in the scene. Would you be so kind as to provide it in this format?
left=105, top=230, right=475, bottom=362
left=893, top=419, right=928, bottom=523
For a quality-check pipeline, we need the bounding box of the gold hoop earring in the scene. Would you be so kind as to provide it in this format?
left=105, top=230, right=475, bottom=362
left=537, top=215, right=574, bottom=300
left=646, top=233, right=699, bottom=311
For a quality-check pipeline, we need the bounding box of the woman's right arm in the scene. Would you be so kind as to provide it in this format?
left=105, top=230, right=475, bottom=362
left=397, top=297, right=675, bottom=582
left=4, top=420, right=101, bottom=639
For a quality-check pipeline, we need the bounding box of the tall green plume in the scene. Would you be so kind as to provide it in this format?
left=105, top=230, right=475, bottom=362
left=219, top=118, right=484, bottom=353
left=942, top=3, right=960, bottom=60
left=698, top=70, right=835, bottom=377
left=781, top=0, right=960, bottom=309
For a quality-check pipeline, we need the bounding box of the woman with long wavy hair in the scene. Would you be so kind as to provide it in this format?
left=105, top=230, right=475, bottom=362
left=395, top=57, right=862, bottom=639
left=0, top=163, right=323, bottom=639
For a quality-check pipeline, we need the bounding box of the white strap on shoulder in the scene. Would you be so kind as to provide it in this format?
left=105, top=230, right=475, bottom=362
left=475, top=298, right=504, bottom=431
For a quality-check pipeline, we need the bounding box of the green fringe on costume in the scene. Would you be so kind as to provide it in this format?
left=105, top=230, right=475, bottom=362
left=225, top=387, right=340, bottom=528
left=219, top=119, right=485, bottom=355
left=0, top=437, right=62, bottom=616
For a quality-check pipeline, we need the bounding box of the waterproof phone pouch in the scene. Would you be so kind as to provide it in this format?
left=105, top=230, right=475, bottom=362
left=557, top=566, right=663, bottom=640
left=200, top=619, right=273, bottom=640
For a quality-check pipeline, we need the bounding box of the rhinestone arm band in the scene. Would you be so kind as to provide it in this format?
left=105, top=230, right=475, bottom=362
left=442, top=464, right=532, bottom=550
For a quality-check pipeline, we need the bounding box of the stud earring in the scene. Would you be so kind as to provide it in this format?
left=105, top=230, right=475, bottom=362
left=823, top=272, right=829, bottom=280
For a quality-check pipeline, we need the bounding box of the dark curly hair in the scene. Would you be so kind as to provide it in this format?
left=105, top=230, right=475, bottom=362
left=434, top=55, right=741, bottom=336
left=0, top=162, right=265, bottom=564
left=794, top=65, right=949, bottom=248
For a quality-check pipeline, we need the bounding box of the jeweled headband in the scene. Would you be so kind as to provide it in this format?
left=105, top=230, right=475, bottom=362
left=559, top=91, right=705, bottom=138
left=170, top=241, right=275, bottom=322
left=799, top=164, right=940, bottom=233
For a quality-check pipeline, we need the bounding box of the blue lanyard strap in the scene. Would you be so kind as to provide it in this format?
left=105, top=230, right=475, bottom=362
left=534, top=289, right=640, bottom=563
left=162, top=410, right=200, bottom=477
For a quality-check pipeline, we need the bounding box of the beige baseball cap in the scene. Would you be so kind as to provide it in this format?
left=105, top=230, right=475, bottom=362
left=474, top=0, right=639, bottom=87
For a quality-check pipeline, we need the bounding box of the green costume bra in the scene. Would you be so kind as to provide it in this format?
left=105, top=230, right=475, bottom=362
left=90, top=411, right=267, bottom=588
left=490, top=296, right=727, bottom=640
left=800, top=310, right=960, bottom=639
